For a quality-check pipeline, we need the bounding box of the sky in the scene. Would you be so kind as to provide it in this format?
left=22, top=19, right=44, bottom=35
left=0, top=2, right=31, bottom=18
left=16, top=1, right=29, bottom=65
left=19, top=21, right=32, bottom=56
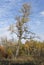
left=0, top=0, right=44, bottom=41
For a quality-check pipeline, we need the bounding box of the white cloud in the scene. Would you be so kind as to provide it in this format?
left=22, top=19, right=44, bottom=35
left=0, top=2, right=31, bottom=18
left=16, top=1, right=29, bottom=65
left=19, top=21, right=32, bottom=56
left=0, top=25, right=18, bottom=41
left=0, top=26, right=8, bottom=31
left=40, top=11, right=44, bottom=16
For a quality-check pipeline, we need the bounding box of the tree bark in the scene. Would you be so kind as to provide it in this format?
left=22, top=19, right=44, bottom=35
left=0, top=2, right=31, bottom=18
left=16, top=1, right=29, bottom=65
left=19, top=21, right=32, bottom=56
left=15, top=39, right=21, bottom=57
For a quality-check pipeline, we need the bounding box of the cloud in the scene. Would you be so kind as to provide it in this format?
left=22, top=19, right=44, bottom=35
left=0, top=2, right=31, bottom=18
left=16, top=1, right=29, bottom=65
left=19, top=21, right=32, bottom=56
left=40, top=11, right=44, bottom=16
left=0, top=26, right=8, bottom=31
left=0, top=24, right=18, bottom=41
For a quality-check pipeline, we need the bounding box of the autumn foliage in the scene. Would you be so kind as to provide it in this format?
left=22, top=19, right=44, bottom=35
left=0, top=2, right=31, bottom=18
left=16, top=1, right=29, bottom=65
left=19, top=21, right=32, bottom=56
left=0, top=40, right=44, bottom=58
left=0, top=40, right=44, bottom=65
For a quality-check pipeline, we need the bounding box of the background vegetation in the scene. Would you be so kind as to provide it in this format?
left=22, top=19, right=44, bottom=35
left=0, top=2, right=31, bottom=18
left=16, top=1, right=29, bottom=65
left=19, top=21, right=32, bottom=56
left=0, top=39, right=44, bottom=65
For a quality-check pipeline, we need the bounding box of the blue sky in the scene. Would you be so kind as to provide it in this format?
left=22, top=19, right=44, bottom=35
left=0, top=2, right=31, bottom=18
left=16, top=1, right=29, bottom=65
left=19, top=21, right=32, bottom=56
left=0, top=0, right=44, bottom=41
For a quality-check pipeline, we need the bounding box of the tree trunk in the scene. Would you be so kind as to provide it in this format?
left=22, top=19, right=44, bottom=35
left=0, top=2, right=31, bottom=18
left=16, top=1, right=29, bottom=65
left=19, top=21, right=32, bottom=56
left=15, top=45, right=20, bottom=57
left=15, top=39, right=21, bottom=57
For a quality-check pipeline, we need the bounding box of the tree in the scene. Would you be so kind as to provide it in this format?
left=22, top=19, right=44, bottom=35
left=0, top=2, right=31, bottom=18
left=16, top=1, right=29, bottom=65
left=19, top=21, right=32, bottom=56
left=8, top=3, right=35, bottom=57
left=15, top=3, right=31, bottom=57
